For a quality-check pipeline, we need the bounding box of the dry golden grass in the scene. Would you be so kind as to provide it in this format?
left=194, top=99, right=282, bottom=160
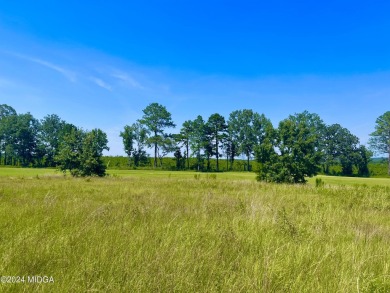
left=0, top=170, right=389, bottom=292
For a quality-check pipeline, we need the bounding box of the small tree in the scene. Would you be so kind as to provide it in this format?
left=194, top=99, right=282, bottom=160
left=80, top=129, right=109, bottom=176
left=120, top=122, right=148, bottom=167
left=174, top=148, right=185, bottom=170
left=257, top=113, right=321, bottom=184
left=369, top=111, right=390, bottom=175
left=56, top=127, right=84, bottom=175
left=120, top=125, right=135, bottom=165
left=56, top=128, right=109, bottom=176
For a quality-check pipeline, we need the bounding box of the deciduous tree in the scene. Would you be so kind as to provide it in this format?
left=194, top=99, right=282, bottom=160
left=323, top=124, right=364, bottom=176
left=120, top=123, right=149, bottom=167
left=39, top=114, right=66, bottom=167
left=56, top=128, right=109, bottom=176
left=369, top=111, right=390, bottom=175
left=257, top=113, right=321, bottom=183
left=0, top=104, right=17, bottom=165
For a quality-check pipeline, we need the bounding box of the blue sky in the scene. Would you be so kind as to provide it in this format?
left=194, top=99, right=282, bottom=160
left=0, top=1, right=389, bottom=155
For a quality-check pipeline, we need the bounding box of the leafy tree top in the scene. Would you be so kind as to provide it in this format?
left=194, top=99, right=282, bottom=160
left=139, top=103, right=176, bottom=134
left=369, top=111, right=390, bottom=154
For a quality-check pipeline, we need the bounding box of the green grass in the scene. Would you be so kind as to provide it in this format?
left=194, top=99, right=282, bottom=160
left=308, top=175, right=390, bottom=187
left=1, top=166, right=389, bottom=186
left=0, top=169, right=389, bottom=292
left=0, top=167, right=58, bottom=177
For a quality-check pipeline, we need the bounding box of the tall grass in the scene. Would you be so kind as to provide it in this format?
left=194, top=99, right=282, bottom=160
left=0, top=173, right=389, bottom=292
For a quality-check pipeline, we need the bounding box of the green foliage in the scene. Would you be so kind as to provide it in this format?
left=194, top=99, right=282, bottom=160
left=257, top=112, right=322, bottom=183
left=228, top=109, right=273, bottom=171
left=139, top=102, right=176, bottom=167
left=56, top=128, right=109, bottom=177
left=173, top=148, right=185, bottom=170
left=368, top=159, right=389, bottom=177
left=120, top=122, right=149, bottom=167
left=206, top=113, right=227, bottom=171
left=0, top=113, right=18, bottom=165
left=175, top=120, right=193, bottom=169
left=0, top=112, right=41, bottom=166
left=55, top=127, right=84, bottom=175
left=188, top=115, right=206, bottom=171
left=119, top=125, right=135, bottom=158
left=315, top=177, right=324, bottom=187
left=0, top=104, right=17, bottom=118
left=322, top=124, right=372, bottom=176
left=0, top=103, right=376, bottom=182
left=369, top=111, right=390, bottom=175
left=79, top=129, right=109, bottom=176
left=39, top=114, right=67, bottom=167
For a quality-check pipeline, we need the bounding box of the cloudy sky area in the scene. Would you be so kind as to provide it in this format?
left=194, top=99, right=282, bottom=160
left=0, top=1, right=389, bottom=155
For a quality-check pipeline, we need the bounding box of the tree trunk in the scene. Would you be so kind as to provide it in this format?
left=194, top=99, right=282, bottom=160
left=216, top=139, right=219, bottom=171
left=226, top=153, right=228, bottom=171
left=154, top=132, right=157, bottom=168
left=247, top=154, right=250, bottom=172
left=186, top=142, right=189, bottom=170
left=154, top=142, right=157, bottom=168
left=388, top=151, right=390, bottom=176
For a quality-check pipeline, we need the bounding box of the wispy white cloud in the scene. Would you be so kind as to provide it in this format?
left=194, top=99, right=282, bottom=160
left=89, top=77, right=112, bottom=91
left=111, top=71, right=144, bottom=89
left=7, top=52, right=77, bottom=82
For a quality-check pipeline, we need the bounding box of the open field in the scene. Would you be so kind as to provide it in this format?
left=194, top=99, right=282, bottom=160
left=0, top=168, right=390, bottom=292
left=1, top=167, right=390, bottom=186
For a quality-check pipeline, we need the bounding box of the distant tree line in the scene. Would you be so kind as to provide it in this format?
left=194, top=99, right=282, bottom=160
left=121, top=103, right=389, bottom=183
left=0, top=104, right=109, bottom=176
left=1, top=103, right=389, bottom=182
left=101, top=156, right=388, bottom=177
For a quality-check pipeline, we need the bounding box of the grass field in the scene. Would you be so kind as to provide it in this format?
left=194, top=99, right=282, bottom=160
left=0, top=168, right=389, bottom=292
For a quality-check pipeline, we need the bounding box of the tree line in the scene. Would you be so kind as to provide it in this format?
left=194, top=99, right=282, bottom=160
left=120, top=103, right=389, bottom=182
left=0, top=104, right=109, bottom=176
left=1, top=103, right=389, bottom=181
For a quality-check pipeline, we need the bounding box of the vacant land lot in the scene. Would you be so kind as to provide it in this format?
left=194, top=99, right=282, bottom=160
left=0, top=169, right=389, bottom=292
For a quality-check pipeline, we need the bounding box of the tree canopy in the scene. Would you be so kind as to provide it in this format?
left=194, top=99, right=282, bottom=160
left=139, top=103, right=176, bottom=168
left=56, top=128, right=109, bottom=177
left=369, top=111, right=390, bottom=175
left=0, top=103, right=378, bottom=182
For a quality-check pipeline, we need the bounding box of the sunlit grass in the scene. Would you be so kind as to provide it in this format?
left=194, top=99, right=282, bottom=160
left=0, top=168, right=389, bottom=292
left=308, top=175, right=390, bottom=187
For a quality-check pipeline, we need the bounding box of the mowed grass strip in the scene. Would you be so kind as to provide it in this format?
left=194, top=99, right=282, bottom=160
left=0, top=172, right=389, bottom=292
